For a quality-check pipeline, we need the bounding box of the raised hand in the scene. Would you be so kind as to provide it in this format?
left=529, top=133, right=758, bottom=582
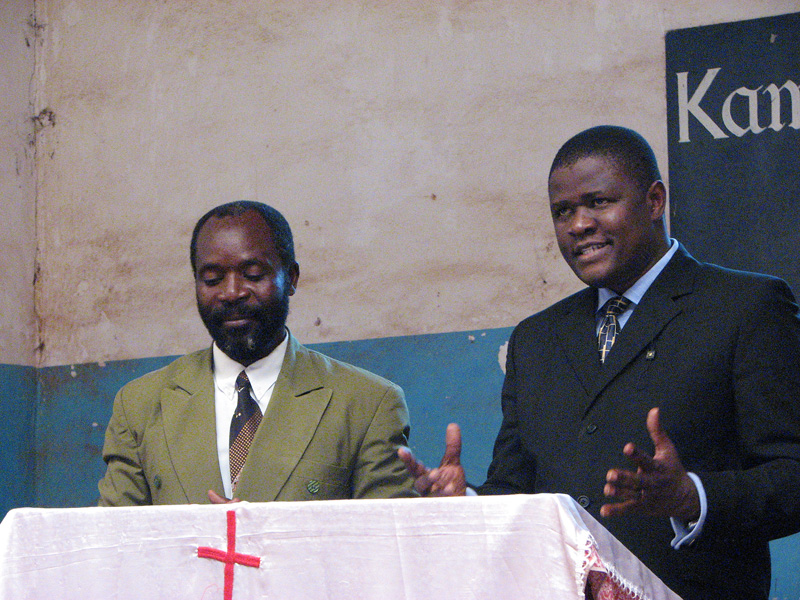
left=398, top=423, right=467, bottom=497
left=600, top=408, right=700, bottom=521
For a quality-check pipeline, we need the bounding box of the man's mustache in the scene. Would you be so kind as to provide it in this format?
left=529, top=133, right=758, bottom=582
left=208, top=305, right=263, bottom=323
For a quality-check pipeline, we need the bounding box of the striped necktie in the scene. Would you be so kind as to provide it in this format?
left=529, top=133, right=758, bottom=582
left=229, top=371, right=262, bottom=491
left=597, top=296, right=631, bottom=363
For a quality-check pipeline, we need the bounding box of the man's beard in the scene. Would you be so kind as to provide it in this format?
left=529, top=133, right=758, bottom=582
left=198, top=291, right=290, bottom=365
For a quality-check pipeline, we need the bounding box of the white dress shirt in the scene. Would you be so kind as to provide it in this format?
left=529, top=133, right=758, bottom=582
left=212, top=334, right=288, bottom=499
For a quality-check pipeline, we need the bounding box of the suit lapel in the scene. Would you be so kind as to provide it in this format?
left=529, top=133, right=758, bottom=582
left=235, top=335, right=331, bottom=501
left=554, top=288, right=603, bottom=400
left=160, top=349, right=226, bottom=502
left=590, top=291, right=680, bottom=402
left=586, top=246, right=698, bottom=412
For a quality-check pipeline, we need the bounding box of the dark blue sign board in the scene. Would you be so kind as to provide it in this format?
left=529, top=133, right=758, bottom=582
left=666, top=12, right=800, bottom=297
left=666, top=13, right=800, bottom=599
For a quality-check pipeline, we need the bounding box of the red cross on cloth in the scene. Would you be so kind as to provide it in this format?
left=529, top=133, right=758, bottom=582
left=198, top=510, right=261, bottom=600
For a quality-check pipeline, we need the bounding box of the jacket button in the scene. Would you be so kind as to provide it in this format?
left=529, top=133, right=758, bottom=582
left=585, top=424, right=598, bottom=434
left=577, top=495, right=591, bottom=508
left=306, top=480, right=321, bottom=494
left=153, top=475, right=162, bottom=490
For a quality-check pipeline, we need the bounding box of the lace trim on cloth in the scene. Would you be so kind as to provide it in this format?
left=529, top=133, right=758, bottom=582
left=581, top=534, right=648, bottom=600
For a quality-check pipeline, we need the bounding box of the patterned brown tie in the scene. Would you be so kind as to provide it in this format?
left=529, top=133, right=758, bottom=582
left=597, top=296, right=631, bottom=363
left=229, top=371, right=262, bottom=491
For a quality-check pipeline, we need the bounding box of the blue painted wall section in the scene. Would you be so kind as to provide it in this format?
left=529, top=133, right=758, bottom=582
left=771, top=534, right=800, bottom=600
left=35, top=355, right=175, bottom=508
left=0, top=364, right=37, bottom=517
left=7, top=328, right=800, bottom=597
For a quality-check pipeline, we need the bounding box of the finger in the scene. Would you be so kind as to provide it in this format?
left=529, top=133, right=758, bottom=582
left=413, top=473, right=435, bottom=495
left=623, top=442, right=658, bottom=472
left=600, top=498, right=640, bottom=518
left=442, top=481, right=459, bottom=495
left=398, top=447, right=429, bottom=478
left=398, top=447, right=439, bottom=496
left=441, top=423, right=462, bottom=467
left=646, top=407, right=671, bottom=450
left=605, top=468, right=642, bottom=494
left=429, top=475, right=444, bottom=496
left=428, top=470, right=455, bottom=496
left=425, top=470, right=462, bottom=496
left=646, top=407, right=681, bottom=469
left=207, top=489, right=226, bottom=503
left=207, top=489, right=238, bottom=504
left=431, top=481, right=459, bottom=497
left=604, top=480, right=644, bottom=502
left=427, top=467, right=454, bottom=490
left=604, top=475, right=645, bottom=504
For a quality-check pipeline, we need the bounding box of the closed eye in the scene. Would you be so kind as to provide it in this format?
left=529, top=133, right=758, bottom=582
left=200, top=270, right=223, bottom=286
left=242, top=263, right=269, bottom=281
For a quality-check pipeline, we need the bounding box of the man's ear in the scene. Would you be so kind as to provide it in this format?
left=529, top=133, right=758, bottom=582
left=646, top=180, right=667, bottom=221
left=287, top=262, right=300, bottom=295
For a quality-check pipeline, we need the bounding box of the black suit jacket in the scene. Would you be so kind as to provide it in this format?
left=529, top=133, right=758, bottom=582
left=479, top=245, right=800, bottom=600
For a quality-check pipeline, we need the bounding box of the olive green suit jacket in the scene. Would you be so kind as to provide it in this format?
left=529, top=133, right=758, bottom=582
left=98, top=334, right=416, bottom=505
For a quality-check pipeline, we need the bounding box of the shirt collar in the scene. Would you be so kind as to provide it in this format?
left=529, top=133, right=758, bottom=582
left=212, top=332, right=289, bottom=401
left=597, top=239, right=679, bottom=311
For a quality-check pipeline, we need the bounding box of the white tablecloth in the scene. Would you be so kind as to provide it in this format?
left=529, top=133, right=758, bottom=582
left=0, top=493, right=680, bottom=600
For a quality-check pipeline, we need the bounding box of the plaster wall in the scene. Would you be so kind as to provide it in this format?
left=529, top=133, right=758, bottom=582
left=33, top=0, right=799, bottom=367
left=0, top=0, right=37, bottom=517
left=1, top=0, right=37, bottom=366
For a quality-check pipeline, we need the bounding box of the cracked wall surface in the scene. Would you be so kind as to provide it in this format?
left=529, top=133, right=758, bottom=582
left=28, top=0, right=798, bottom=367
left=1, top=0, right=37, bottom=366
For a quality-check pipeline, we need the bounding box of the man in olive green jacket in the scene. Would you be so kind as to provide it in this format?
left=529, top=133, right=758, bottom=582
left=98, top=201, right=414, bottom=505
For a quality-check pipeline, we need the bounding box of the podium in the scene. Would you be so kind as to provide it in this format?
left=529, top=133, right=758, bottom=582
left=0, top=494, right=680, bottom=599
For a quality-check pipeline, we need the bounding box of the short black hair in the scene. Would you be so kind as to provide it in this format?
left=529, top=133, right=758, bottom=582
left=549, top=126, right=662, bottom=195
left=190, top=201, right=295, bottom=274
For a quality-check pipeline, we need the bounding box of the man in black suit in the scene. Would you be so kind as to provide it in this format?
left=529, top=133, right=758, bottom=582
left=400, top=126, right=800, bottom=600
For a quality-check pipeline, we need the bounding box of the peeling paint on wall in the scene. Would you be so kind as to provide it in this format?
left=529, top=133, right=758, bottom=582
left=497, top=341, right=508, bottom=374
left=35, top=0, right=800, bottom=366
left=1, top=0, right=37, bottom=366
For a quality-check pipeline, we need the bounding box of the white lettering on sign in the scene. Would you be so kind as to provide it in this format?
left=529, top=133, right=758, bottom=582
left=677, top=68, right=800, bottom=142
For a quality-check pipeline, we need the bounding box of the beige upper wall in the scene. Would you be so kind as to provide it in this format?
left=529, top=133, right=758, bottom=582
left=30, top=0, right=797, bottom=366
left=0, top=0, right=37, bottom=366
